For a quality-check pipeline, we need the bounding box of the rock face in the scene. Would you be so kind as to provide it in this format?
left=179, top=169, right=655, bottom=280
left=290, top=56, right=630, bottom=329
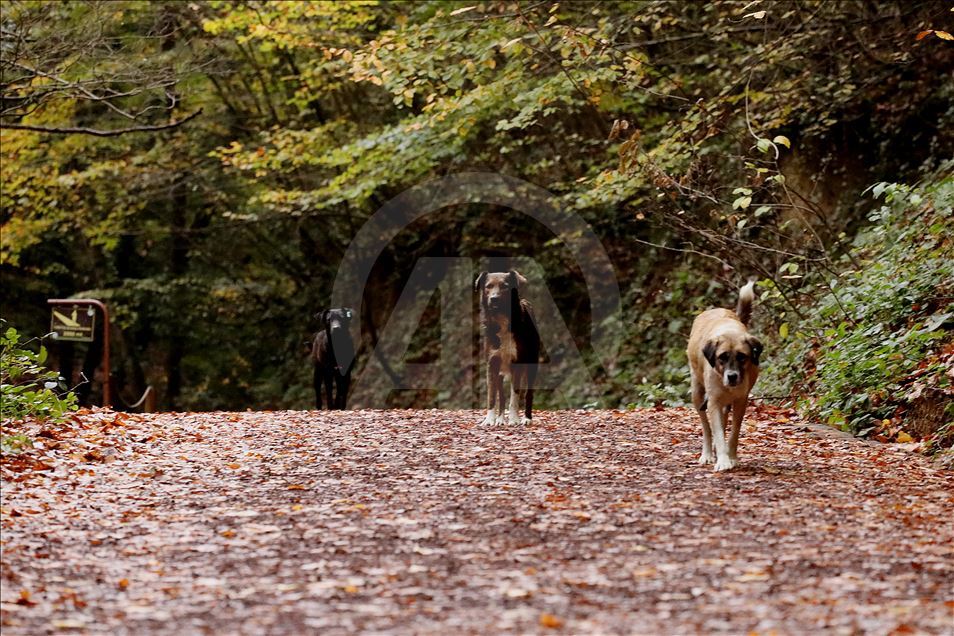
left=907, top=386, right=954, bottom=444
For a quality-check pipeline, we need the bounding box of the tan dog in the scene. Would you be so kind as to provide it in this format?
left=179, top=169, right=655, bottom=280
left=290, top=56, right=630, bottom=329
left=687, top=282, right=763, bottom=471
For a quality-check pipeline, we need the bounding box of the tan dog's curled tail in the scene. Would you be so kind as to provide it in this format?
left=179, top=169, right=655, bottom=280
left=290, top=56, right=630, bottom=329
left=735, top=281, right=756, bottom=326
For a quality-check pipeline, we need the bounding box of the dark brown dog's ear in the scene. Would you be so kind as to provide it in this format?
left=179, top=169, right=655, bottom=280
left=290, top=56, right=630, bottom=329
left=475, top=271, right=487, bottom=293
left=509, top=270, right=528, bottom=288
left=321, top=310, right=330, bottom=326
left=506, top=270, right=520, bottom=289
left=747, top=337, right=763, bottom=366
left=702, top=340, right=718, bottom=368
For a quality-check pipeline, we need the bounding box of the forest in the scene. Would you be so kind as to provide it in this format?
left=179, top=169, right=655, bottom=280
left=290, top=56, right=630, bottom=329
left=2, top=1, right=952, bottom=443
left=2, top=3, right=954, bottom=634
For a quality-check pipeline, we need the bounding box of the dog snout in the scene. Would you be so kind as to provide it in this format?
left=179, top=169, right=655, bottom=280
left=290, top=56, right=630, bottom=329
left=726, top=371, right=740, bottom=386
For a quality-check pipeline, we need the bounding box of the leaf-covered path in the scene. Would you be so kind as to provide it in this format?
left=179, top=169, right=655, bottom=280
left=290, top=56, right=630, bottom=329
left=2, top=408, right=952, bottom=634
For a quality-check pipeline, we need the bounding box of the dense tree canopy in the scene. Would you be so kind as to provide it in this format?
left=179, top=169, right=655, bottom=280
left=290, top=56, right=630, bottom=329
left=1, top=2, right=951, bottom=440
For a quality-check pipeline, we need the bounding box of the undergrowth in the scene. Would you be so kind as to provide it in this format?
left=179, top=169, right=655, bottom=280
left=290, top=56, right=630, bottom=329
left=0, top=320, right=78, bottom=446
left=760, top=168, right=953, bottom=446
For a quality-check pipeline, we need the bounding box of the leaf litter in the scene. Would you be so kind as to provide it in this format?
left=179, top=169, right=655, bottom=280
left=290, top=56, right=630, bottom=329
left=1, top=407, right=952, bottom=634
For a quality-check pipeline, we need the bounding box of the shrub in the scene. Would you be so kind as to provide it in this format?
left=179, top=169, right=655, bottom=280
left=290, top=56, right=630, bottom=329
left=0, top=320, right=78, bottom=424
left=760, top=170, right=954, bottom=442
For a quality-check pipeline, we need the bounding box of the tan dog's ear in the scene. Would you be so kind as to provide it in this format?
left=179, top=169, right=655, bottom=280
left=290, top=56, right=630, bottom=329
left=702, top=340, right=718, bottom=368
left=747, top=337, right=763, bottom=365
left=475, top=271, right=488, bottom=293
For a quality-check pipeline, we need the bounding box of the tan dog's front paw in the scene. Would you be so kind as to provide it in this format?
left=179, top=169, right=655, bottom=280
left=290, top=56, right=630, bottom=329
left=520, top=415, right=532, bottom=425
left=481, top=411, right=496, bottom=426
left=698, top=452, right=715, bottom=466
left=714, top=457, right=738, bottom=472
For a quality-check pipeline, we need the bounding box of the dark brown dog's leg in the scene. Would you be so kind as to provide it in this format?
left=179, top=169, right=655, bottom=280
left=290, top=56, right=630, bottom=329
left=493, top=372, right=505, bottom=424
left=482, top=358, right=500, bottom=424
left=510, top=367, right=525, bottom=424
left=523, top=364, right=537, bottom=424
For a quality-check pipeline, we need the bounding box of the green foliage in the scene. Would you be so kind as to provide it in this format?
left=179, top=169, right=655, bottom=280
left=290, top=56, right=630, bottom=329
left=2, top=1, right=951, bottom=419
left=0, top=322, right=78, bottom=423
left=1, top=433, right=33, bottom=455
left=761, top=170, right=954, bottom=438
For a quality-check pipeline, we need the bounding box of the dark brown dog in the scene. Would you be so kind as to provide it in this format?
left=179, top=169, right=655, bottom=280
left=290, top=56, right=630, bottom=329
left=311, top=308, right=355, bottom=410
left=687, top=282, right=763, bottom=471
left=475, top=270, right=540, bottom=425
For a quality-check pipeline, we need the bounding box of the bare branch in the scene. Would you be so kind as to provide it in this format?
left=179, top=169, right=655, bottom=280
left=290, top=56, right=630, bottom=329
left=1, top=108, right=202, bottom=136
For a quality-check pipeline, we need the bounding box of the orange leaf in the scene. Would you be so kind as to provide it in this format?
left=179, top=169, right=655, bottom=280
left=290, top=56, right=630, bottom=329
left=227, top=462, right=241, bottom=469
left=287, top=484, right=307, bottom=490
left=540, top=613, right=564, bottom=629
left=117, top=578, right=129, bottom=590
left=16, top=590, right=37, bottom=606
left=916, top=30, right=934, bottom=40
left=220, top=529, right=236, bottom=538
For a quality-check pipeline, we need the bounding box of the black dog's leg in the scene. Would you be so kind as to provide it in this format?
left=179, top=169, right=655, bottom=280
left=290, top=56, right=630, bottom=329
left=313, top=365, right=323, bottom=410
left=323, top=371, right=334, bottom=411
left=335, top=372, right=350, bottom=410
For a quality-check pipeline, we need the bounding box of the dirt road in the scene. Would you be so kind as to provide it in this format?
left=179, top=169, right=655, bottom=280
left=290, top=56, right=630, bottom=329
left=2, top=408, right=952, bottom=634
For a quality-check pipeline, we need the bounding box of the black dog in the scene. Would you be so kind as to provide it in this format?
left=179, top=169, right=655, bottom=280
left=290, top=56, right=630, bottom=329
left=475, top=270, right=540, bottom=425
left=311, top=308, right=355, bottom=410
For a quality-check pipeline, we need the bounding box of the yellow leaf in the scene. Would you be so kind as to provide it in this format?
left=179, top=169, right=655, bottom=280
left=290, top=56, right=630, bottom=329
left=343, top=585, right=359, bottom=594
left=540, top=613, right=564, bottom=629
left=772, top=135, right=791, bottom=149
left=896, top=431, right=914, bottom=443
left=935, top=30, right=953, bottom=40
left=449, top=5, right=476, bottom=16
left=779, top=323, right=789, bottom=339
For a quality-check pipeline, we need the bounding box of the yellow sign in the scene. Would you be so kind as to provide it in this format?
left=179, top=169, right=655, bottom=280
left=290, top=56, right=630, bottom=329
left=50, top=305, right=96, bottom=342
